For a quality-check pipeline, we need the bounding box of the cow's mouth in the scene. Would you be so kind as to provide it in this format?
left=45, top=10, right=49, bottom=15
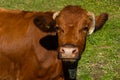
left=58, top=56, right=80, bottom=62
left=61, top=58, right=78, bottom=62
left=58, top=52, right=81, bottom=62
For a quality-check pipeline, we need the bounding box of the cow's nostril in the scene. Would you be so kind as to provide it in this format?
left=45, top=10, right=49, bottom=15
left=72, top=50, right=76, bottom=54
left=72, top=48, right=78, bottom=54
left=60, top=48, right=65, bottom=53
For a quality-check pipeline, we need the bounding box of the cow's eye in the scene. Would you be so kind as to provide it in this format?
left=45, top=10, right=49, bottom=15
left=55, top=26, right=64, bottom=33
left=60, top=29, right=64, bottom=33
left=83, top=26, right=88, bottom=31
left=55, top=26, right=59, bottom=31
left=79, top=26, right=88, bottom=33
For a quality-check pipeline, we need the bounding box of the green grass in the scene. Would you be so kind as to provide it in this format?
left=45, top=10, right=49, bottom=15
left=0, top=0, right=119, bottom=80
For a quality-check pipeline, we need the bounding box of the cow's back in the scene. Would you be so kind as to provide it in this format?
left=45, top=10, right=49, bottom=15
left=0, top=10, right=35, bottom=58
left=0, top=9, right=38, bottom=80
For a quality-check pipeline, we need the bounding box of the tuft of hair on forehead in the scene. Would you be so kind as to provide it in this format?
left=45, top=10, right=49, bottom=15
left=61, top=5, right=87, bottom=14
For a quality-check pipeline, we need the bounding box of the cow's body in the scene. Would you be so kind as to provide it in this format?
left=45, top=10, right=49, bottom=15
left=0, top=5, right=108, bottom=80
left=0, top=9, right=63, bottom=80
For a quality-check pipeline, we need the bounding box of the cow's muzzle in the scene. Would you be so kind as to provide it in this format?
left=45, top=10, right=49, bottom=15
left=58, top=44, right=80, bottom=61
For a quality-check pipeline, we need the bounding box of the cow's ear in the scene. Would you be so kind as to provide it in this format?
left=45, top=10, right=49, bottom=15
left=34, top=15, right=50, bottom=32
left=87, top=12, right=108, bottom=35
left=33, top=13, right=56, bottom=32
left=95, top=13, right=108, bottom=32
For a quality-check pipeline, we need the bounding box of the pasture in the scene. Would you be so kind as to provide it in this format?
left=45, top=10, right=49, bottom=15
left=0, top=0, right=119, bottom=80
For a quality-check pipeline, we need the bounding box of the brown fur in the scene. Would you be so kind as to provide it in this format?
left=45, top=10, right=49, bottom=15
left=0, top=8, right=63, bottom=80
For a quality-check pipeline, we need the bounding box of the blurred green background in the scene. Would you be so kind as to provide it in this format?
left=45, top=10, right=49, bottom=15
left=0, top=0, right=119, bottom=80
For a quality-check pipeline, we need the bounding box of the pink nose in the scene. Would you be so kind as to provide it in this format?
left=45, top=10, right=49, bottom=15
left=59, top=47, right=79, bottom=59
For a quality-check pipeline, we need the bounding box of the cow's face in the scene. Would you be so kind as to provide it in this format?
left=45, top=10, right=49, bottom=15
left=53, top=5, right=108, bottom=61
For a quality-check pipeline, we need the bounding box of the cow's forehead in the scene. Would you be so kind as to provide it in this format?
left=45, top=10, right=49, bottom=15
left=57, top=13, right=87, bottom=29
left=60, top=10, right=87, bottom=19
left=57, top=6, right=87, bottom=26
left=61, top=5, right=87, bottom=14
left=59, top=13, right=86, bottom=21
left=61, top=6, right=87, bottom=16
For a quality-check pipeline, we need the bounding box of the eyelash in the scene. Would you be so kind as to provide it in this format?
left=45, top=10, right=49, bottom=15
left=83, top=26, right=88, bottom=31
left=55, top=26, right=59, bottom=31
left=79, top=26, right=88, bottom=33
left=55, top=26, right=64, bottom=33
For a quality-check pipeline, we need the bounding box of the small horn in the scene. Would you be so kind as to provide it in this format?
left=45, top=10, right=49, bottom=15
left=53, top=11, right=60, bottom=20
left=87, top=12, right=95, bottom=35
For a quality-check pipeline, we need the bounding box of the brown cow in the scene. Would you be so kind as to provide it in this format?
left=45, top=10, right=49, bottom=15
left=0, top=8, right=64, bottom=80
left=51, top=5, right=108, bottom=80
left=0, top=5, right=108, bottom=80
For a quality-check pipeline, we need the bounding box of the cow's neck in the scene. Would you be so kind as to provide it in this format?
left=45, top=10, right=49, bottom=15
left=62, top=61, right=78, bottom=80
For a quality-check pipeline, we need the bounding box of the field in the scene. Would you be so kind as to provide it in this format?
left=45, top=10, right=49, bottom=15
left=0, top=0, right=120, bottom=80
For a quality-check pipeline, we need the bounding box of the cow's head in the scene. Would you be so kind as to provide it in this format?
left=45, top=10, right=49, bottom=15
left=53, top=5, right=108, bottom=62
